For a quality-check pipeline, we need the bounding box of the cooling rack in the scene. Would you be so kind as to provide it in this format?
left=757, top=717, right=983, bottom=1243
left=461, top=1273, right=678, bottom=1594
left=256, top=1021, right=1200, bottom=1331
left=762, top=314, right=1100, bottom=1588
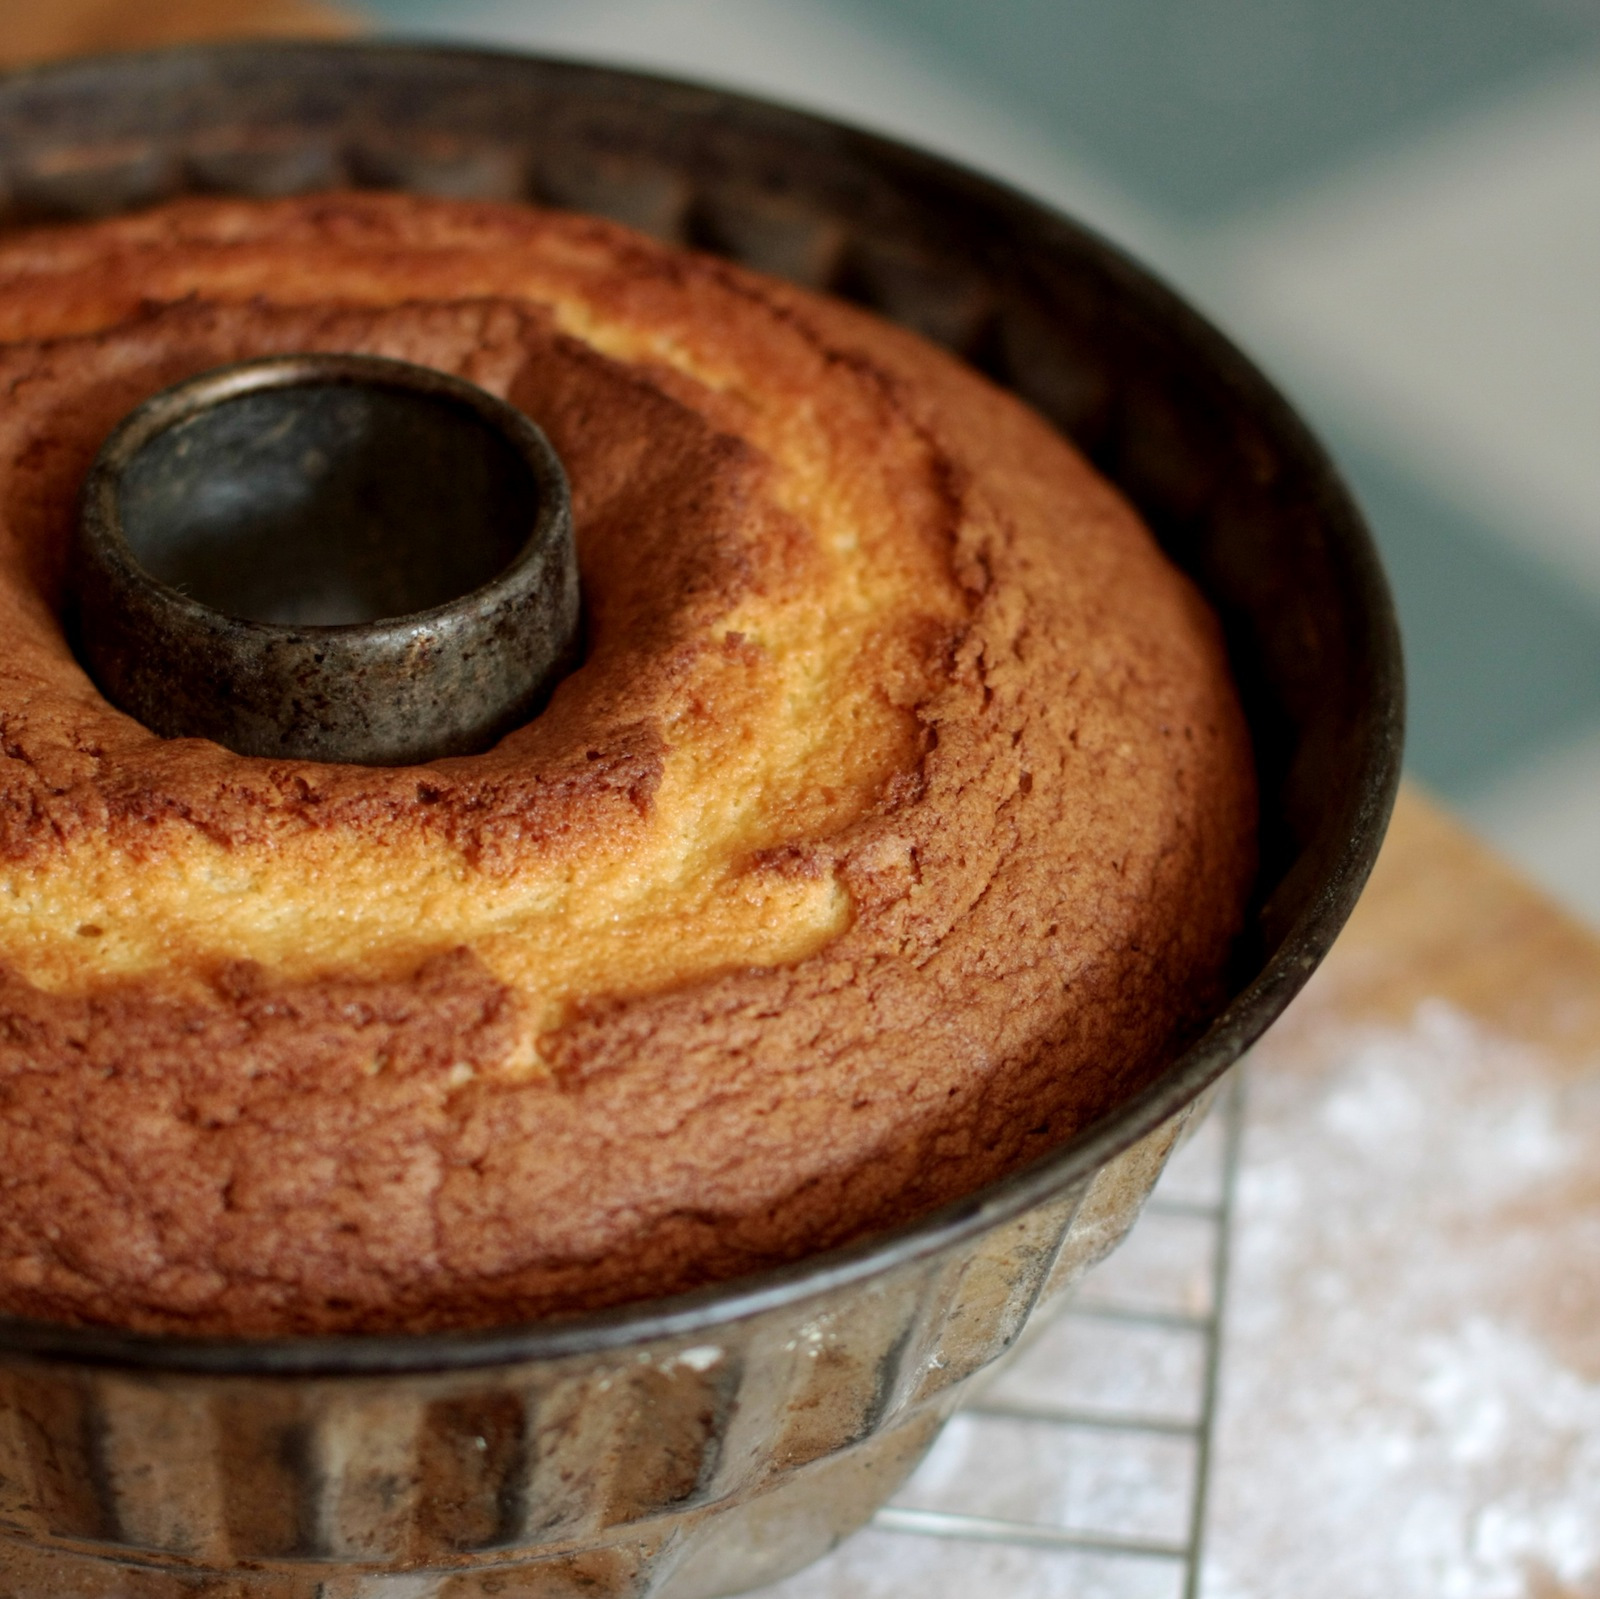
left=767, top=1068, right=1246, bottom=1599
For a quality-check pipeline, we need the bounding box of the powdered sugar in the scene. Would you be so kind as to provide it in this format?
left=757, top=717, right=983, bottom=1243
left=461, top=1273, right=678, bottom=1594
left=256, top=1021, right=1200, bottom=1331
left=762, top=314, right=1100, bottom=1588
left=1205, top=1001, right=1600, bottom=1599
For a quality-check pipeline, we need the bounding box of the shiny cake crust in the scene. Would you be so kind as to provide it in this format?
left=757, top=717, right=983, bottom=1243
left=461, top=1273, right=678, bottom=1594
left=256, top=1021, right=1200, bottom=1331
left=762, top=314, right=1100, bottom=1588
left=0, top=196, right=1255, bottom=1335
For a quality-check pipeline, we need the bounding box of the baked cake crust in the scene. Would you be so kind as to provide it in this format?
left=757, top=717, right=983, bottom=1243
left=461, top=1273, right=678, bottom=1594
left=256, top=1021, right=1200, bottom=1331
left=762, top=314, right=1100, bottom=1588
left=0, top=196, right=1255, bottom=1335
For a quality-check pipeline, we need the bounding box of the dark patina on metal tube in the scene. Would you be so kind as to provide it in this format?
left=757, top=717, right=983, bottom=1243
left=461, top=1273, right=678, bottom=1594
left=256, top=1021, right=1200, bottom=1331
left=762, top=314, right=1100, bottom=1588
left=70, top=353, right=580, bottom=766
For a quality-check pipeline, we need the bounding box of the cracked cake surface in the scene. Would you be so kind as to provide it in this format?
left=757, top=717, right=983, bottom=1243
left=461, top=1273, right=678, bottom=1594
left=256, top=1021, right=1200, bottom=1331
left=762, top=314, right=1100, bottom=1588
left=0, top=194, right=1255, bottom=1335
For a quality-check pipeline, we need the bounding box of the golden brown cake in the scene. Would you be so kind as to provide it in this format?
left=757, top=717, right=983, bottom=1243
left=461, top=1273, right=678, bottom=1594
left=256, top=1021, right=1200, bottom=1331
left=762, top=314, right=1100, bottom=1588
left=0, top=194, right=1255, bottom=1336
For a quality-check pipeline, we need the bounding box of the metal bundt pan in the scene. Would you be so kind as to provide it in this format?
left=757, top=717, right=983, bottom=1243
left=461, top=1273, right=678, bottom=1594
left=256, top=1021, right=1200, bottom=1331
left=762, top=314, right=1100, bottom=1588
left=0, top=42, right=1402, bottom=1598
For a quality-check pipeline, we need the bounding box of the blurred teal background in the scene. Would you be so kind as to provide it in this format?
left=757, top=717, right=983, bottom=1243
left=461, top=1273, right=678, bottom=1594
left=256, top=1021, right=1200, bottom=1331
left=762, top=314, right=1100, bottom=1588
left=366, top=0, right=1600, bottom=922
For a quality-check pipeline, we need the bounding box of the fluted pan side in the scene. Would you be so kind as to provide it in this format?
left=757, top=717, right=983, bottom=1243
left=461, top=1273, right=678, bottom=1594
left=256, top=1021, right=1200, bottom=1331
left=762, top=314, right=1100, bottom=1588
left=0, top=1100, right=1200, bottom=1596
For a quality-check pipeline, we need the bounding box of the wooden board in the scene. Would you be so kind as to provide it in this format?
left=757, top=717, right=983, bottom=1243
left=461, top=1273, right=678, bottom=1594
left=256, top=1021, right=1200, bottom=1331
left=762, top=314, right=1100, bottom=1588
left=0, top=0, right=357, bottom=70
left=1206, top=784, right=1600, bottom=1597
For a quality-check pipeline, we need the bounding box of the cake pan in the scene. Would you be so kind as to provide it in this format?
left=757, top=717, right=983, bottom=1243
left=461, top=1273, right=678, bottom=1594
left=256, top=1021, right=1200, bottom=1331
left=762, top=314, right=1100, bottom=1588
left=0, top=42, right=1403, bottom=1598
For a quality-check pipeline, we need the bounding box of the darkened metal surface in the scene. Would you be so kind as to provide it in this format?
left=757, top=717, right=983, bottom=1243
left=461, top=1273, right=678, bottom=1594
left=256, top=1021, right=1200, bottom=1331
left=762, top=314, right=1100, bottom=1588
left=71, top=353, right=580, bottom=765
left=0, top=41, right=1403, bottom=1598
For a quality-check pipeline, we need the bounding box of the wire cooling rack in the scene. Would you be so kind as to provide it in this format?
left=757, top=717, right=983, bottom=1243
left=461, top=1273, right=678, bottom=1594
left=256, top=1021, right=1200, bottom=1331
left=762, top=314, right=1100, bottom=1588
left=765, top=1069, right=1246, bottom=1599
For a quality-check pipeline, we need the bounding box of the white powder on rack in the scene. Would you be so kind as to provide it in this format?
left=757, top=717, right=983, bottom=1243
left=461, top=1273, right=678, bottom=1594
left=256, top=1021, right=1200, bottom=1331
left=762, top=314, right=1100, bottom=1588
left=1206, top=1000, right=1600, bottom=1599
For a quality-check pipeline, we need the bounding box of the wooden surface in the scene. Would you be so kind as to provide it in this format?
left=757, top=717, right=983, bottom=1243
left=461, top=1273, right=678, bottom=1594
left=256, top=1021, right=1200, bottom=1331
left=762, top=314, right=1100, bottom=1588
left=1291, top=784, right=1600, bottom=1064
left=0, top=0, right=358, bottom=70
left=1207, top=783, right=1600, bottom=1598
